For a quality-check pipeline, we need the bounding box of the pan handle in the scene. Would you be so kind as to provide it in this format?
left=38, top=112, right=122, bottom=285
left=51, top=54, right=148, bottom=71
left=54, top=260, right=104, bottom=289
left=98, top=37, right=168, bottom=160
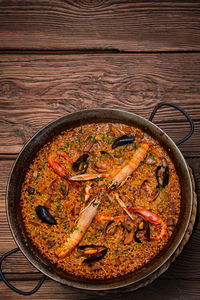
left=149, top=103, right=194, bottom=146
left=0, top=248, right=46, bottom=295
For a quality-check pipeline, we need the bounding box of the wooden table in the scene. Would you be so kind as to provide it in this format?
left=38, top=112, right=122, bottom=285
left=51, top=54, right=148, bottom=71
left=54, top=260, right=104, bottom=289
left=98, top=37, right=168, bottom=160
left=0, top=1, right=200, bottom=299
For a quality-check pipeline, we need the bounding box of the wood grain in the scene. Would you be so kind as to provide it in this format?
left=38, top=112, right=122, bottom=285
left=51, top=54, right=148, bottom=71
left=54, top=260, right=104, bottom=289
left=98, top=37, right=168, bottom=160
left=0, top=1, right=200, bottom=298
left=0, top=53, right=200, bottom=155
left=1, top=277, right=200, bottom=300
left=0, top=1, right=200, bottom=51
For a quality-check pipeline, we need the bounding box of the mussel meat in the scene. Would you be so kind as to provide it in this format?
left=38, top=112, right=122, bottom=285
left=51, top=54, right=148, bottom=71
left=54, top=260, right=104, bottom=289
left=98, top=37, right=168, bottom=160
left=134, top=221, right=150, bottom=243
left=35, top=205, right=57, bottom=225
left=78, top=245, right=107, bottom=263
left=112, top=135, right=135, bottom=149
left=72, top=154, right=89, bottom=174
left=156, top=165, right=169, bottom=188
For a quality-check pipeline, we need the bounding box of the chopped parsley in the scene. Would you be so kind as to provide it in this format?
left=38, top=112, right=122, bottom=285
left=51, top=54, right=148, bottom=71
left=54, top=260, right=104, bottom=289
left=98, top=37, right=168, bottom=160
left=62, top=223, right=67, bottom=229
left=86, top=236, right=92, bottom=243
left=121, top=249, right=129, bottom=254
left=133, top=144, right=140, bottom=150
left=102, top=135, right=114, bottom=144
left=71, top=227, right=83, bottom=233
left=93, top=201, right=101, bottom=206
left=59, top=143, right=70, bottom=151
left=74, top=138, right=80, bottom=146
left=86, top=135, right=96, bottom=142
left=56, top=198, right=61, bottom=212
left=147, top=152, right=155, bottom=159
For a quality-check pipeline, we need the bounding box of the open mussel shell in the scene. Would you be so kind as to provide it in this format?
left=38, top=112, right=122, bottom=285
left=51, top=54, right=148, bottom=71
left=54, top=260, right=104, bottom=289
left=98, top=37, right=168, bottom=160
left=134, top=221, right=150, bottom=243
left=72, top=153, right=89, bottom=174
left=112, top=135, right=135, bottom=149
left=78, top=245, right=107, bottom=263
left=156, top=165, right=169, bottom=188
left=35, top=205, right=57, bottom=225
left=162, top=166, right=169, bottom=188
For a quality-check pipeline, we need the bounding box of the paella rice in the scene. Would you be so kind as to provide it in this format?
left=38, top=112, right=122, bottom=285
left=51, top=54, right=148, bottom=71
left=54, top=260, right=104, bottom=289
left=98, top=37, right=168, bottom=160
left=21, top=122, right=181, bottom=279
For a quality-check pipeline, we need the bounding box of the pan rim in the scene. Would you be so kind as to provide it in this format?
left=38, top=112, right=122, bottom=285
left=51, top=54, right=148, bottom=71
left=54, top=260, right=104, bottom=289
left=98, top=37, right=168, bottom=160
left=6, top=108, right=193, bottom=290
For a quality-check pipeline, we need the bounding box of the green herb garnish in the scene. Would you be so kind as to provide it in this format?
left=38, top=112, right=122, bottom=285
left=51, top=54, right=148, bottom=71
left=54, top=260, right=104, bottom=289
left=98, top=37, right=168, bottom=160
left=133, top=144, right=140, bottom=150
left=147, top=152, right=155, bottom=159
left=121, top=249, right=129, bottom=254
left=102, top=135, right=114, bottom=144
left=59, top=143, right=70, bottom=151
left=56, top=198, right=61, bottom=211
left=86, top=135, right=96, bottom=142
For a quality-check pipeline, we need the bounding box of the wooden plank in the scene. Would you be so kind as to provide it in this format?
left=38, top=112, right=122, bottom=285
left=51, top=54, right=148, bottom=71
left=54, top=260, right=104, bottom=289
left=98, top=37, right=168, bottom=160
left=0, top=53, right=200, bottom=155
left=0, top=158, right=199, bottom=280
left=0, top=1, right=200, bottom=51
left=1, top=277, right=200, bottom=300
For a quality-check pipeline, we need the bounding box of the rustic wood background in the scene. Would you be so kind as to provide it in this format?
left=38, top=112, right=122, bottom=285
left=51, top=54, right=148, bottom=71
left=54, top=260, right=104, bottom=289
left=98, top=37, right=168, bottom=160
left=0, top=1, right=199, bottom=299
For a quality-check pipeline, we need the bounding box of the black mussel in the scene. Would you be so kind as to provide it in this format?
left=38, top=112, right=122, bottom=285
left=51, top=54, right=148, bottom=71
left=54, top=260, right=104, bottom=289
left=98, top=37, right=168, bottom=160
left=162, top=166, right=169, bottom=188
left=35, top=205, right=57, bottom=225
left=134, top=221, right=150, bottom=243
left=78, top=245, right=107, bottom=263
left=112, top=135, right=135, bottom=149
left=156, top=165, right=169, bottom=188
left=26, top=186, right=35, bottom=195
left=72, top=154, right=89, bottom=174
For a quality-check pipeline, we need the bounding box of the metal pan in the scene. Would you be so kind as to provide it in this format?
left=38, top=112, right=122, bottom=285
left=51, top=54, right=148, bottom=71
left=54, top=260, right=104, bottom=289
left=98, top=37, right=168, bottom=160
left=0, top=103, right=194, bottom=295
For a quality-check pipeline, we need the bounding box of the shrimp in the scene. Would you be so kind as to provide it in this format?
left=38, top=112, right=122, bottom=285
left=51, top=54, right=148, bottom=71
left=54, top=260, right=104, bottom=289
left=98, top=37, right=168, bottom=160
left=109, top=143, right=149, bottom=189
left=48, top=150, right=73, bottom=179
left=55, top=198, right=101, bottom=258
left=128, top=207, right=167, bottom=241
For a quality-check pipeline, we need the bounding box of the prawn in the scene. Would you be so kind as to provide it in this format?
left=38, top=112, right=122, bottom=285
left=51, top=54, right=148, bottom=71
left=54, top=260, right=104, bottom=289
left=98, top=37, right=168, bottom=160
left=109, top=143, right=149, bottom=189
left=55, top=198, right=101, bottom=258
left=128, top=207, right=167, bottom=241
left=48, top=150, right=73, bottom=179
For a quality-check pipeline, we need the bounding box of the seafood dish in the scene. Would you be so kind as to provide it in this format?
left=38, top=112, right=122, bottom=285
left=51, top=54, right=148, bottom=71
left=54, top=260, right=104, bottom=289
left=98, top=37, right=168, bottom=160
left=20, top=122, right=181, bottom=279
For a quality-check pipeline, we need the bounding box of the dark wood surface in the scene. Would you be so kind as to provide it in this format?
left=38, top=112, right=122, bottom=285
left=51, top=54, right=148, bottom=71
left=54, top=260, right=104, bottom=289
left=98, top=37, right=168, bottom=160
left=0, top=0, right=200, bottom=51
left=0, top=1, right=200, bottom=299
